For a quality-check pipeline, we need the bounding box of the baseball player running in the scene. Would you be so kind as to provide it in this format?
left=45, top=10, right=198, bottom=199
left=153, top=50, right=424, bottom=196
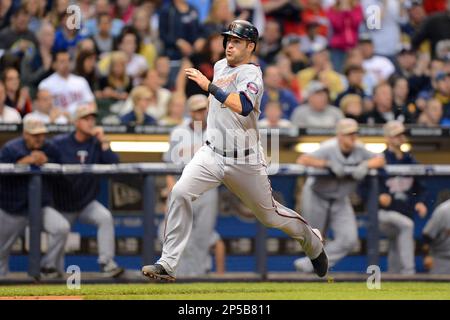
left=294, top=118, right=385, bottom=273
left=142, top=20, right=328, bottom=281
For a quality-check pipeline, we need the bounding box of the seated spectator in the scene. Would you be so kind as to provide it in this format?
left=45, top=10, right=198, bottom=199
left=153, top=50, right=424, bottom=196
left=23, top=0, right=47, bottom=32
left=158, top=0, right=204, bottom=85
left=121, top=69, right=171, bottom=121
left=433, top=71, right=450, bottom=121
left=111, top=0, right=135, bottom=24
left=50, top=103, right=124, bottom=278
left=176, top=33, right=224, bottom=97
left=326, top=0, right=363, bottom=73
left=83, top=0, right=124, bottom=38
left=38, top=50, right=95, bottom=116
left=158, top=92, right=188, bottom=127
left=29, top=89, right=69, bottom=124
left=53, top=12, right=86, bottom=57
left=2, top=67, right=32, bottom=117
left=0, top=115, right=69, bottom=278
left=274, top=54, right=303, bottom=102
left=297, top=46, right=345, bottom=103
left=0, top=80, right=21, bottom=123
left=298, top=0, right=329, bottom=37
left=0, top=6, right=38, bottom=53
left=390, top=75, right=419, bottom=123
left=120, top=86, right=156, bottom=126
left=258, top=20, right=283, bottom=65
left=258, top=101, right=293, bottom=128
left=131, top=8, right=158, bottom=68
left=417, top=98, right=443, bottom=126
left=339, top=94, right=367, bottom=123
left=97, top=51, right=132, bottom=102
left=261, top=65, right=299, bottom=119
left=291, top=81, right=344, bottom=127
left=345, top=48, right=379, bottom=96
left=280, top=34, right=309, bottom=74
left=202, top=0, right=233, bottom=37
left=359, top=34, right=396, bottom=84
left=154, top=55, right=172, bottom=90
left=366, top=82, right=403, bottom=124
left=74, top=49, right=99, bottom=93
left=91, top=13, right=114, bottom=55
left=99, top=27, right=148, bottom=84
left=335, top=64, right=367, bottom=109
left=20, top=22, right=54, bottom=88
left=299, top=21, right=328, bottom=57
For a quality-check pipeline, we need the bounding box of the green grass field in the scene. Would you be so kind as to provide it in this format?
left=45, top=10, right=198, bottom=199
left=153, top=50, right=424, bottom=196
left=0, top=282, right=450, bottom=300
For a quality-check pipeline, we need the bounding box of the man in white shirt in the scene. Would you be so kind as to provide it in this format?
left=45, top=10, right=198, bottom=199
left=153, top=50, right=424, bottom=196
left=358, top=34, right=396, bottom=84
left=0, top=81, right=21, bottom=123
left=29, top=89, right=69, bottom=124
left=38, top=51, right=95, bottom=116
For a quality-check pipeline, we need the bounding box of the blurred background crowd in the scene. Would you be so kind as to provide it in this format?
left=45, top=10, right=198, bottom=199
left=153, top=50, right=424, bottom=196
left=0, top=0, right=449, bottom=129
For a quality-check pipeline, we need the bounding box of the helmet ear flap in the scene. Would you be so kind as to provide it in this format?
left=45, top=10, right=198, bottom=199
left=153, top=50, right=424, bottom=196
left=222, top=36, right=228, bottom=49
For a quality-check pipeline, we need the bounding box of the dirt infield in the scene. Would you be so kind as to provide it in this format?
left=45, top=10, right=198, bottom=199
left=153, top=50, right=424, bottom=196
left=0, top=296, right=83, bottom=300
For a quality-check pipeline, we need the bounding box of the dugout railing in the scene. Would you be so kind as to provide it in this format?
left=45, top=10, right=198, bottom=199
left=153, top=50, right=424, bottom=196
left=1, top=163, right=450, bottom=279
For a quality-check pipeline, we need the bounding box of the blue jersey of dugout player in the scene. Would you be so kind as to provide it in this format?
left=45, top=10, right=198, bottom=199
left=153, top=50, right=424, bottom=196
left=379, top=122, right=428, bottom=220
left=0, top=115, right=69, bottom=278
left=51, top=105, right=119, bottom=212
left=377, top=121, right=428, bottom=275
left=50, top=103, right=123, bottom=277
left=0, top=121, right=60, bottom=213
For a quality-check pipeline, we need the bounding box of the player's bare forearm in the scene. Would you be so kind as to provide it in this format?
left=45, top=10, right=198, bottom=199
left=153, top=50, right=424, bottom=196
left=222, top=93, right=242, bottom=114
left=297, top=155, right=327, bottom=168
left=367, top=156, right=385, bottom=169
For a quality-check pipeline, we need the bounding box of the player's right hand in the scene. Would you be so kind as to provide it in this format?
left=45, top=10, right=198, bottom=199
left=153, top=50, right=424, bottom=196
left=379, top=193, right=392, bottom=207
left=31, top=151, right=48, bottom=166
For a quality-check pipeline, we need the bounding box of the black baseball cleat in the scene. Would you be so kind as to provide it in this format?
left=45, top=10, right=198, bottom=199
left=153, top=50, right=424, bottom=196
left=142, top=264, right=175, bottom=282
left=310, top=250, right=328, bottom=278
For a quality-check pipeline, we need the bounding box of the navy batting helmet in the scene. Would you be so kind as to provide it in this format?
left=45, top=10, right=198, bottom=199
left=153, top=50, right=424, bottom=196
left=221, top=20, right=259, bottom=51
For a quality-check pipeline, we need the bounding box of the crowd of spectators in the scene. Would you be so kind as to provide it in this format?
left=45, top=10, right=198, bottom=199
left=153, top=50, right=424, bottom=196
left=0, top=0, right=449, bottom=129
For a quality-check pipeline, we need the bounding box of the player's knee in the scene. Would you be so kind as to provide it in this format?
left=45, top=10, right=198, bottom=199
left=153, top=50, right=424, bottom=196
left=96, top=210, right=113, bottom=227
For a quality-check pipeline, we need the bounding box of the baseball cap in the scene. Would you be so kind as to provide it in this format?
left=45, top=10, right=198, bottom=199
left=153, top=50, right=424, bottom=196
left=404, top=0, right=422, bottom=9
left=336, top=118, right=359, bottom=135
left=358, top=33, right=373, bottom=43
left=383, top=120, right=406, bottom=137
left=435, top=71, right=450, bottom=82
left=187, top=94, right=208, bottom=111
left=281, top=34, right=301, bottom=47
left=305, top=81, right=328, bottom=98
left=74, top=103, right=98, bottom=121
left=23, top=115, right=48, bottom=135
left=398, top=43, right=415, bottom=55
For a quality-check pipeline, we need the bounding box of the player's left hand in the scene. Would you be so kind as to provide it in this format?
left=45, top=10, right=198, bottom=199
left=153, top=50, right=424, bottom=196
left=185, top=68, right=210, bottom=92
left=415, top=202, right=428, bottom=218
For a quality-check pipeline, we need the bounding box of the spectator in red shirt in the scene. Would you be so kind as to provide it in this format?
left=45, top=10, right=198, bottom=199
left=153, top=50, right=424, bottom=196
left=326, top=0, right=363, bottom=73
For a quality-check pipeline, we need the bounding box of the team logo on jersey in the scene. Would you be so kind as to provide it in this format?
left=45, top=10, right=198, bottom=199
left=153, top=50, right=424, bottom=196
left=247, top=82, right=259, bottom=94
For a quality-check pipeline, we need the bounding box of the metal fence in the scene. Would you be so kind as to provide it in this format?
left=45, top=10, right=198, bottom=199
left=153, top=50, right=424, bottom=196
left=1, top=163, right=450, bottom=279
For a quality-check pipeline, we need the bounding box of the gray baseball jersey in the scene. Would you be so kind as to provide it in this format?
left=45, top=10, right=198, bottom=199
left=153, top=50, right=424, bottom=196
left=423, top=199, right=450, bottom=258
left=206, top=58, right=264, bottom=152
left=307, top=138, right=376, bottom=199
left=155, top=58, right=324, bottom=277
